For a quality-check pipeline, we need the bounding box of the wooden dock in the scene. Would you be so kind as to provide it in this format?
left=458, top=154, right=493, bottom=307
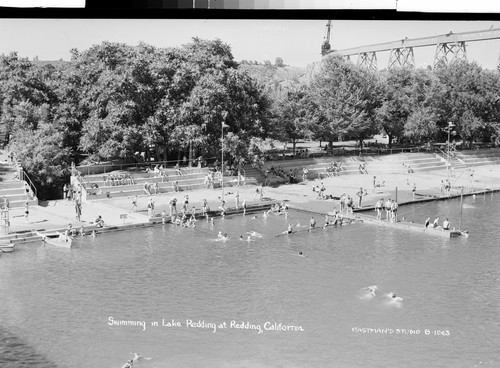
left=351, top=213, right=466, bottom=239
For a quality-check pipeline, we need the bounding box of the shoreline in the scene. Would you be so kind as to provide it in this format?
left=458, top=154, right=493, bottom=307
left=2, top=163, right=500, bottom=243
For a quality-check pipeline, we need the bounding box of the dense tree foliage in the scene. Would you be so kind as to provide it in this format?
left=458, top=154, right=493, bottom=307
left=2, top=43, right=500, bottom=199
left=1, top=39, right=271, bottom=198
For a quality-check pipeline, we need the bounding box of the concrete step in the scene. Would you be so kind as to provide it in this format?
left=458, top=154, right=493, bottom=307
left=2, top=193, right=31, bottom=202
left=5, top=199, right=38, bottom=209
left=0, top=231, right=40, bottom=244
left=87, top=178, right=258, bottom=200
left=0, top=180, right=24, bottom=190
left=0, top=187, right=28, bottom=196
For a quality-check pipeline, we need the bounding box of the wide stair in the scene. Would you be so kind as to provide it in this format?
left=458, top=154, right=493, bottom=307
left=460, top=148, right=500, bottom=167
left=0, top=230, right=41, bottom=244
left=75, top=165, right=262, bottom=201
left=263, top=152, right=447, bottom=181
left=0, top=163, right=38, bottom=209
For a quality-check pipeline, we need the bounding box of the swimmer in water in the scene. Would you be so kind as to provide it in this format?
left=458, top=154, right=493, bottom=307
left=282, top=223, right=293, bottom=235
left=210, top=217, right=214, bottom=225
left=386, top=292, right=403, bottom=305
left=121, top=359, right=133, bottom=368
left=91, top=230, right=96, bottom=237
left=132, top=353, right=152, bottom=363
left=360, top=285, right=378, bottom=299
left=246, top=231, right=263, bottom=238
left=218, top=231, right=223, bottom=238
left=251, top=215, right=257, bottom=219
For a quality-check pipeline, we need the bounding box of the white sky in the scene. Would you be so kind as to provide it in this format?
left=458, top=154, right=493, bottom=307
left=1, top=18, right=500, bottom=69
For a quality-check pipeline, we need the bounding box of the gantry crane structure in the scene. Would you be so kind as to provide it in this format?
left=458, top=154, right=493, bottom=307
left=322, top=24, right=500, bottom=70
left=321, top=20, right=332, bottom=56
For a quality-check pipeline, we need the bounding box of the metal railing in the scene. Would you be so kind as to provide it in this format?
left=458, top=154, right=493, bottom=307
left=18, top=168, right=38, bottom=200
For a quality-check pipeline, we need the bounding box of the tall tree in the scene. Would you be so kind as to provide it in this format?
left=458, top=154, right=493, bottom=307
left=310, top=54, right=381, bottom=150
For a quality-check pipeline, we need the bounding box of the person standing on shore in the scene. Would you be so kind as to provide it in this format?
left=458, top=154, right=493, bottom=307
left=356, top=187, right=364, bottom=208
left=390, top=200, right=398, bottom=223
left=147, top=197, right=155, bottom=217
left=75, top=200, right=82, bottom=221
left=340, top=193, right=346, bottom=212
left=201, top=198, right=209, bottom=216
left=375, top=198, right=383, bottom=220
left=169, top=197, right=177, bottom=218
left=219, top=199, right=226, bottom=217
left=385, top=198, right=392, bottom=220
left=424, top=216, right=431, bottom=228
left=235, top=191, right=240, bottom=209
left=412, top=183, right=416, bottom=200
left=302, top=167, right=308, bottom=182
left=63, top=183, right=68, bottom=200
left=130, top=195, right=137, bottom=212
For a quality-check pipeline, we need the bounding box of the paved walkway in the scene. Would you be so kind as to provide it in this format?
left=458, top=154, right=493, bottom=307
left=2, top=159, right=500, bottom=236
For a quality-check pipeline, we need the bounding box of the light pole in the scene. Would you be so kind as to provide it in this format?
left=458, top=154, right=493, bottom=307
left=221, top=113, right=229, bottom=201
left=446, top=121, right=456, bottom=179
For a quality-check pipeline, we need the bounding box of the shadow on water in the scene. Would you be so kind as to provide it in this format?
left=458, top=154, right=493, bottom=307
left=0, top=327, right=57, bottom=368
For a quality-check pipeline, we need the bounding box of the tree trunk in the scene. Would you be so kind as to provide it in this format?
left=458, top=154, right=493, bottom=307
left=387, top=134, right=393, bottom=149
left=292, top=139, right=297, bottom=156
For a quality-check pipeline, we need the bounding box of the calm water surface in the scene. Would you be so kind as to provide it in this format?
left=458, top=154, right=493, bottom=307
left=1, top=194, right=499, bottom=368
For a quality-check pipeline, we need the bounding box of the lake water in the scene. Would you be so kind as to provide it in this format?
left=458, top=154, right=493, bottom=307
left=1, top=193, right=499, bottom=368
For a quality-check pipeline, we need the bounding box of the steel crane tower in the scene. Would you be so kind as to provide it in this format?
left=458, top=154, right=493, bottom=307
left=321, top=20, right=332, bottom=56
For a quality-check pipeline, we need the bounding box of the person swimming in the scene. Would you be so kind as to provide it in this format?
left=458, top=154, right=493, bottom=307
left=121, top=359, right=133, bottom=368
left=218, top=231, right=223, bottom=238
left=359, top=285, right=378, bottom=299
left=282, top=223, right=293, bottom=235
left=132, top=352, right=151, bottom=363
left=386, top=292, right=403, bottom=305
left=246, top=231, right=263, bottom=238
